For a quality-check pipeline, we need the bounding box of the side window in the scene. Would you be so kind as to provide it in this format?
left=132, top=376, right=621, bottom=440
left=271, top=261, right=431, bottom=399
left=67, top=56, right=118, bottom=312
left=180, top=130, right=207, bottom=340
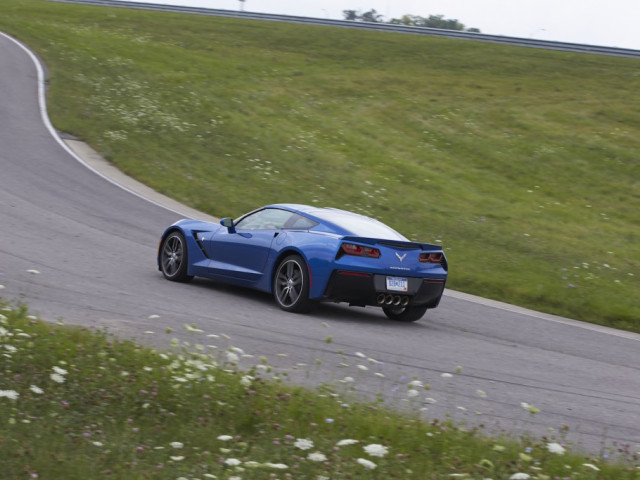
left=235, top=208, right=294, bottom=230
left=283, top=213, right=318, bottom=230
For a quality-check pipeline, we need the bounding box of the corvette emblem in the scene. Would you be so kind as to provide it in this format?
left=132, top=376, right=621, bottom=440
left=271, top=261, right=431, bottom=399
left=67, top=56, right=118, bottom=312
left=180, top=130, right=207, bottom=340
left=395, top=252, right=407, bottom=262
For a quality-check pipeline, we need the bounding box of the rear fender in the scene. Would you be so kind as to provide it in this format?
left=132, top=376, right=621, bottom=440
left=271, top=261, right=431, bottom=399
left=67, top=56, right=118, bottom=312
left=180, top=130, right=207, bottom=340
left=263, top=247, right=307, bottom=293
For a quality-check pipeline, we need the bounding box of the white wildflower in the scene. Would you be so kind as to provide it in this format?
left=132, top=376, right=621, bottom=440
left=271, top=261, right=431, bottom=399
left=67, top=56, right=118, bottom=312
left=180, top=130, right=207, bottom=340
left=356, top=458, right=377, bottom=470
left=307, top=452, right=327, bottom=462
left=547, top=442, right=566, bottom=455
left=363, top=443, right=388, bottom=457
left=294, top=438, right=314, bottom=450
left=0, top=390, right=19, bottom=400
left=264, top=463, right=288, bottom=469
left=226, top=352, right=239, bottom=364
left=336, top=439, right=359, bottom=446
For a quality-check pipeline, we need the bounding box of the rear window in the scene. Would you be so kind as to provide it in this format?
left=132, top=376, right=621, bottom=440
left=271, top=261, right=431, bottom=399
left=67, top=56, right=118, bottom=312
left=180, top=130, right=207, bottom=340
left=312, top=209, right=406, bottom=240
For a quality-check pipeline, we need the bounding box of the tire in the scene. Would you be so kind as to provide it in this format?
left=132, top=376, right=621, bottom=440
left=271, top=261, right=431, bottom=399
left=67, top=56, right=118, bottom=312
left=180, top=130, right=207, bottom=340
left=382, top=304, right=428, bottom=322
left=273, top=254, right=313, bottom=313
left=160, top=231, right=193, bottom=282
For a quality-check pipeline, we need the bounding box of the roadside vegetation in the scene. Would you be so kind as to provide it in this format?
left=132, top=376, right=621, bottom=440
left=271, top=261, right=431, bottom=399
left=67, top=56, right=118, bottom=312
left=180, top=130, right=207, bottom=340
left=0, top=0, right=638, bottom=331
left=1, top=301, right=638, bottom=479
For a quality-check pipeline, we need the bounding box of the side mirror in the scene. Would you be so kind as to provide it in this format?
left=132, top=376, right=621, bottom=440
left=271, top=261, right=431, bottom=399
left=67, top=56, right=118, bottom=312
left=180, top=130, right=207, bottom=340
left=220, top=217, right=236, bottom=233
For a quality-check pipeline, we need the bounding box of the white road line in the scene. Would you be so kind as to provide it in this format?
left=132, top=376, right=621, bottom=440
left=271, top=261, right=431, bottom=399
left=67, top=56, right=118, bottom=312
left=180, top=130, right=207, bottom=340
left=444, top=289, right=640, bottom=341
left=1, top=31, right=213, bottom=221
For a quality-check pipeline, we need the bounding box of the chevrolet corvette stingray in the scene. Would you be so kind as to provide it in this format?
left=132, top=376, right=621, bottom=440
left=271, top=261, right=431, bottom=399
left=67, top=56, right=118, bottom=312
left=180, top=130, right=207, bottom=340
left=158, top=204, right=447, bottom=322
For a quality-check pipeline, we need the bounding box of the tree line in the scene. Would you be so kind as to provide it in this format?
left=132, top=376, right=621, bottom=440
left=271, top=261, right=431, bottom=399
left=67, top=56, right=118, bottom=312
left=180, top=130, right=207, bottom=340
left=342, top=9, right=480, bottom=32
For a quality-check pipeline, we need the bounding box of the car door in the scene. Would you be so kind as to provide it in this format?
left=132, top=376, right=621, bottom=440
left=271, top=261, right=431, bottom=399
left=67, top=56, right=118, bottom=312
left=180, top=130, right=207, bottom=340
left=205, top=208, right=293, bottom=283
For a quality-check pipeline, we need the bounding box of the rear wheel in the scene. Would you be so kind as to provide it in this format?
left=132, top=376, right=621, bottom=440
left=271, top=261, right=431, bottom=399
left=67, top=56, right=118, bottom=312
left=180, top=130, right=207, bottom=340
left=273, top=254, right=313, bottom=313
left=160, top=231, right=193, bottom=282
left=382, top=304, right=428, bottom=322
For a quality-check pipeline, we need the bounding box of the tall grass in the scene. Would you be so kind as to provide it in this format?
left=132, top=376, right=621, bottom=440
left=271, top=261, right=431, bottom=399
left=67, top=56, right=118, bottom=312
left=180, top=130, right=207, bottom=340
left=0, top=0, right=638, bottom=330
left=1, top=301, right=638, bottom=479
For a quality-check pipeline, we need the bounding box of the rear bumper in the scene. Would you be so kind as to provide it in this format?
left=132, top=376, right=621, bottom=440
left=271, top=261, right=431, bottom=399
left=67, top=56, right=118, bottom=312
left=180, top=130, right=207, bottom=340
left=322, top=270, right=446, bottom=308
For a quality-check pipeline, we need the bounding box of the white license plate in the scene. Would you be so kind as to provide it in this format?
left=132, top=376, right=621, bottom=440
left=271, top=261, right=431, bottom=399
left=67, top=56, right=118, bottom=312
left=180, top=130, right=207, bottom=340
left=386, top=276, right=408, bottom=292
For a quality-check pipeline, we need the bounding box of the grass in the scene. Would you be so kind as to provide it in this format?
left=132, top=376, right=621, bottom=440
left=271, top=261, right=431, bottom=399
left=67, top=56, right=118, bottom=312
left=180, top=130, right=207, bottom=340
left=1, top=301, right=639, bottom=479
left=0, top=0, right=639, bottom=331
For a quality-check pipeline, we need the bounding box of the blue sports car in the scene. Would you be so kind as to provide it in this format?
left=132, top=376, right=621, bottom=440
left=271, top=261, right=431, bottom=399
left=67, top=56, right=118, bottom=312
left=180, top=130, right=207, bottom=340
left=158, top=204, right=447, bottom=322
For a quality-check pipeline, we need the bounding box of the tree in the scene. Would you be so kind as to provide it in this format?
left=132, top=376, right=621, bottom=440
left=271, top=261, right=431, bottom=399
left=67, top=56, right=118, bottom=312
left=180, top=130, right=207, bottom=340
left=389, top=13, right=480, bottom=32
left=342, top=9, right=384, bottom=23
left=342, top=9, right=358, bottom=21
left=343, top=8, right=480, bottom=31
left=361, top=9, right=383, bottom=23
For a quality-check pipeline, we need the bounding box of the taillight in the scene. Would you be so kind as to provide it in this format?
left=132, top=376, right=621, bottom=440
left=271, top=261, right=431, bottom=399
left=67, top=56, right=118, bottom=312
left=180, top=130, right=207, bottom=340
left=419, top=252, right=443, bottom=264
left=340, top=243, right=381, bottom=258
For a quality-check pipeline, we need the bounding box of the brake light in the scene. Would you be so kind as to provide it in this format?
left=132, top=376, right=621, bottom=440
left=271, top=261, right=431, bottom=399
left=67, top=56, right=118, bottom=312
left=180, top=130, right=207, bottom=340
left=340, top=243, right=381, bottom=258
left=419, top=252, right=443, bottom=264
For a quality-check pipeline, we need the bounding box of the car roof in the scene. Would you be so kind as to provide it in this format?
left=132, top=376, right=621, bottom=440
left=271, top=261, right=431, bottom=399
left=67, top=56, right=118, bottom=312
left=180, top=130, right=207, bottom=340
left=266, top=204, right=407, bottom=240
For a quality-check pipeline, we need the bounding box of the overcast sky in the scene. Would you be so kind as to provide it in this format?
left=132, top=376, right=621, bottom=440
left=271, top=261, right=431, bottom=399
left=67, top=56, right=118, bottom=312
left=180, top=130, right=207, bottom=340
left=129, top=0, right=640, bottom=50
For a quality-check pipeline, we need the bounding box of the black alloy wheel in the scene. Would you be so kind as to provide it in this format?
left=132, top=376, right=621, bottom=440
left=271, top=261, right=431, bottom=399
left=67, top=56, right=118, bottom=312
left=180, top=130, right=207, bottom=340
left=160, top=231, right=193, bottom=282
left=273, top=254, right=313, bottom=313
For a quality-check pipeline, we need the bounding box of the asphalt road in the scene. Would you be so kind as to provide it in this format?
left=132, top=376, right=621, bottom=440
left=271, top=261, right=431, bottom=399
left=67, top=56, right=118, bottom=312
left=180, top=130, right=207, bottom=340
left=1, top=31, right=639, bottom=456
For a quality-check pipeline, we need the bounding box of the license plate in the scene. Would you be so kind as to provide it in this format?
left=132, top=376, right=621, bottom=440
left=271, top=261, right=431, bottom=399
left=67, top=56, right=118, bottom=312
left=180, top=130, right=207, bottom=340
left=386, top=276, right=408, bottom=292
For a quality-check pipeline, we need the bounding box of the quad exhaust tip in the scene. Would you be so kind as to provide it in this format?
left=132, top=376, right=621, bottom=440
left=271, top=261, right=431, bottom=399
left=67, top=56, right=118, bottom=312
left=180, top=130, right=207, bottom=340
left=377, top=293, right=410, bottom=307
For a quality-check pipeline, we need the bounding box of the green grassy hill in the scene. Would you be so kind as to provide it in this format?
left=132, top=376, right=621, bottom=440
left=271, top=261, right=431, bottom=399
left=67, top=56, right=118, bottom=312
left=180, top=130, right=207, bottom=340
left=1, top=0, right=638, bottom=330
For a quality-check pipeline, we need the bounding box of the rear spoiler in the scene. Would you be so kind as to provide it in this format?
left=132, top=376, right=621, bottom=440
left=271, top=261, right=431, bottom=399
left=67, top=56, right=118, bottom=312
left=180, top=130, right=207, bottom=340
left=341, top=236, right=442, bottom=251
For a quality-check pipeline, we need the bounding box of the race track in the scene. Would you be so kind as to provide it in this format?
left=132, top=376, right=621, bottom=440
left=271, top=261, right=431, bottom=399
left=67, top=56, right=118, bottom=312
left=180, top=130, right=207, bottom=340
left=1, top=31, right=639, bottom=455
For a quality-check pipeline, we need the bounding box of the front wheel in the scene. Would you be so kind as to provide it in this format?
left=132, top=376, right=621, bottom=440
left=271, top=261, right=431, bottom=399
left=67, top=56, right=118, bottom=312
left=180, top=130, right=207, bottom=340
left=160, top=231, right=193, bottom=282
left=273, top=254, right=313, bottom=313
left=382, top=304, right=428, bottom=322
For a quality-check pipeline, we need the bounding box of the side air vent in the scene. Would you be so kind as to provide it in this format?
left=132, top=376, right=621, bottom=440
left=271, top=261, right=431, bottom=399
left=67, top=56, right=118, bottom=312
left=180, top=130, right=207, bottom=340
left=193, top=231, right=210, bottom=259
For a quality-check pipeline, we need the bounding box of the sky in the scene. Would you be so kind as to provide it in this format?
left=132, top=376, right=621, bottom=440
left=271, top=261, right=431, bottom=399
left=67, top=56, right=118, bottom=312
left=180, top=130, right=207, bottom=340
left=127, top=0, right=640, bottom=50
